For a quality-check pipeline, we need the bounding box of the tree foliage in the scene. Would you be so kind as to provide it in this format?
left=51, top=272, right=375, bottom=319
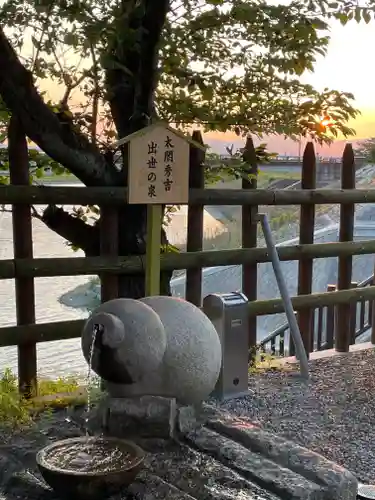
left=0, top=0, right=371, bottom=151
left=355, top=138, right=375, bottom=164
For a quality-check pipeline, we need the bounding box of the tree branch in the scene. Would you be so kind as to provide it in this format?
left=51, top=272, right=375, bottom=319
left=42, top=205, right=100, bottom=255
left=31, top=1, right=55, bottom=74
left=89, top=42, right=100, bottom=146
left=0, top=27, right=119, bottom=187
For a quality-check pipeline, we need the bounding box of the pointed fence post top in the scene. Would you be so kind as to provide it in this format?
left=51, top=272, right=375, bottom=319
left=243, top=136, right=257, bottom=166
left=343, top=143, right=355, bottom=164
left=303, top=141, right=316, bottom=160
left=191, top=129, right=204, bottom=144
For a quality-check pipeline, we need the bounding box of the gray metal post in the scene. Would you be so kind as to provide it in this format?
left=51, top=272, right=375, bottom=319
left=257, top=213, right=309, bottom=379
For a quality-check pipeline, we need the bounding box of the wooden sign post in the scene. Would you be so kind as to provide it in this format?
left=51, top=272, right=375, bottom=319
left=145, top=203, right=163, bottom=296
left=111, top=122, right=205, bottom=296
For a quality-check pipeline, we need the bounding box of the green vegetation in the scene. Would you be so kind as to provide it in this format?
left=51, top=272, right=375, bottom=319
left=213, top=170, right=300, bottom=189
left=258, top=170, right=300, bottom=187
left=197, top=206, right=299, bottom=252
left=0, top=369, right=94, bottom=429
left=355, top=138, right=375, bottom=164
left=40, top=173, right=80, bottom=183
left=249, top=351, right=295, bottom=374
left=248, top=344, right=296, bottom=374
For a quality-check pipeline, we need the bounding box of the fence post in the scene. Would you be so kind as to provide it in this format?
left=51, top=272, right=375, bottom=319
left=371, top=262, right=375, bottom=344
left=350, top=281, right=358, bottom=344
left=186, top=130, right=205, bottom=306
left=335, top=144, right=355, bottom=352
left=242, top=137, right=258, bottom=355
left=369, top=273, right=374, bottom=328
left=316, top=307, right=323, bottom=351
left=368, top=270, right=375, bottom=331
left=326, top=284, right=336, bottom=349
left=8, top=116, right=37, bottom=396
left=297, top=142, right=316, bottom=356
left=100, top=207, right=119, bottom=302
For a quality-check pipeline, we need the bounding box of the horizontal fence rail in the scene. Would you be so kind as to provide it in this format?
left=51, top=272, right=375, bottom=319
left=1, top=240, right=375, bottom=280
left=260, top=275, right=375, bottom=356
left=1, top=285, right=375, bottom=348
left=3, top=186, right=375, bottom=206
left=1, top=135, right=374, bottom=393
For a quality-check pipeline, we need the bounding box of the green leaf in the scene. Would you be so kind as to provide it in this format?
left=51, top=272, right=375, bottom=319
left=0, top=0, right=361, bottom=189
left=31, top=36, right=40, bottom=49
left=337, top=12, right=349, bottom=25
left=161, top=243, right=180, bottom=253
left=354, top=7, right=361, bottom=23
left=63, top=32, right=79, bottom=46
left=363, top=9, right=371, bottom=24
left=201, top=86, right=214, bottom=101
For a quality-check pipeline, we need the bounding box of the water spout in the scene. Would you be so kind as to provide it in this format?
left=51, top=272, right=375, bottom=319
left=84, top=323, right=102, bottom=433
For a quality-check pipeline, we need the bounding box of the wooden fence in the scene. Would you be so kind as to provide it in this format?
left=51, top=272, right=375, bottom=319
left=260, top=274, right=375, bottom=357
left=1, top=122, right=375, bottom=395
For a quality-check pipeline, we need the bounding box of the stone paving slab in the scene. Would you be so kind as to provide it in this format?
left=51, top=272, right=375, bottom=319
left=139, top=438, right=278, bottom=500
left=186, top=427, right=322, bottom=500
left=0, top=405, right=358, bottom=500
left=207, top=416, right=357, bottom=500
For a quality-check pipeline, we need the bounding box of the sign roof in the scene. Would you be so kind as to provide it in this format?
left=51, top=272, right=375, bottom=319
left=109, top=122, right=207, bottom=151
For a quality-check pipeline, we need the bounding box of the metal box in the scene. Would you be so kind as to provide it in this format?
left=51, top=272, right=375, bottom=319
left=203, top=292, right=249, bottom=401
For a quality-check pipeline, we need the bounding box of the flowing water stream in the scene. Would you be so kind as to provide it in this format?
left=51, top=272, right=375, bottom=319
left=58, top=323, right=139, bottom=474
left=84, top=323, right=101, bottom=433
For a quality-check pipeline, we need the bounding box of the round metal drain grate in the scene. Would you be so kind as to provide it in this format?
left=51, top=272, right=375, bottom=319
left=358, top=484, right=375, bottom=499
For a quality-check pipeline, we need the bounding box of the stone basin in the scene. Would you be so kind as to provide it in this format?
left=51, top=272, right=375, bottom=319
left=36, top=436, right=145, bottom=500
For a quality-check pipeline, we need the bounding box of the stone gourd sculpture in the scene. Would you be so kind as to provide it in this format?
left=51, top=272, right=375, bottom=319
left=81, top=296, right=222, bottom=405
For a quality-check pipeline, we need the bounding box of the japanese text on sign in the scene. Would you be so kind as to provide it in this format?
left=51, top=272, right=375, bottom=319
left=127, top=124, right=190, bottom=204
left=163, top=135, right=174, bottom=193
left=147, top=140, right=158, bottom=198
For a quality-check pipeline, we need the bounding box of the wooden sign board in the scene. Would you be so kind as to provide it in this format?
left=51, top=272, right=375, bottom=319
left=113, top=123, right=202, bottom=204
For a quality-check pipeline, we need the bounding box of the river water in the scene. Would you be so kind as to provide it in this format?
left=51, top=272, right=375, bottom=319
left=0, top=196, right=226, bottom=379
left=0, top=207, right=92, bottom=378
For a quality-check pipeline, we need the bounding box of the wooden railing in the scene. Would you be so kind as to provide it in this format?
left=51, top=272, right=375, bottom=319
left=260, top=273, right=375, bottom=356
left=1, top=126, right=375, bottom=394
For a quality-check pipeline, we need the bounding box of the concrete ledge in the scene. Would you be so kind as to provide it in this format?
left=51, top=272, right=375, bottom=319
left=207, top=416, right=357, bottom=500
left=186, top=426, right=324, bottom=499
left=280, top=341, right=375, bottom=366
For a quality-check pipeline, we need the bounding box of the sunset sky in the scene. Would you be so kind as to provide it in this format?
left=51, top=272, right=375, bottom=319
left=36, top=13, right=375, bottom=157
left=207, top=18, right=375, bottom=156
